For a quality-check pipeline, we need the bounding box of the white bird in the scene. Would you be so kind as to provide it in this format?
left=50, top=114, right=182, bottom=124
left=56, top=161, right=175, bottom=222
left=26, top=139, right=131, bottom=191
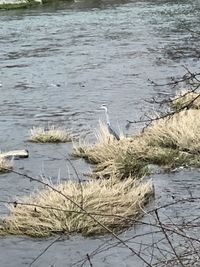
left=100, top=104, right=120, bottom=140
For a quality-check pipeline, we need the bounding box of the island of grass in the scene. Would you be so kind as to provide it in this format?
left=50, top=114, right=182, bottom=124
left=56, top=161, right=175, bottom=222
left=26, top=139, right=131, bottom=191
left=0, top=158, right=13, bottom=173
left=29, top=126, right=72, bottom=143
left=73, top=89, right=200, bottom=179
left=0, top=178, right=153, bottom=237
left=1, top=89, right=200, bottom=237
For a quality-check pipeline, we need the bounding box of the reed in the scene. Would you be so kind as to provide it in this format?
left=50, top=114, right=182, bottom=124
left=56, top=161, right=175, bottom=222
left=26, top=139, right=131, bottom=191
left=74, top=111, right=200, bottom=178
left=0, top=178, right=153, bottom=237
left=30, top=126, right=72, bottom=143
left=0, top=158, right=13, bottom=173
left=171, top=89, right=200, bottom=110
left=143, top=109, right=200, bottom=154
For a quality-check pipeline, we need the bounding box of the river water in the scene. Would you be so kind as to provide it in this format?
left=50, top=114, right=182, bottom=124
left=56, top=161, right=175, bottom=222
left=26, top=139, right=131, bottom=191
left=0, top=0, right=200, bottom=266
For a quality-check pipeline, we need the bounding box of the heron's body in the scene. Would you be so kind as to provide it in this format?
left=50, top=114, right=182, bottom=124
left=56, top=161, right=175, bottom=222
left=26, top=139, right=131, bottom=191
left=107, top=123, right=120, bottom=140
left=100, top=104, right=120, bottom=141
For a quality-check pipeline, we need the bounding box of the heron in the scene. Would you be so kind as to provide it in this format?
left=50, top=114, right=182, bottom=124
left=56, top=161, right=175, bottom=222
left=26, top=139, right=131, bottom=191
left=100, top=104, right=120, bottom=141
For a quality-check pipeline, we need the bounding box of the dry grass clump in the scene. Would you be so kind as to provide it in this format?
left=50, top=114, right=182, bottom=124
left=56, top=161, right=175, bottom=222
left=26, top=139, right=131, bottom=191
left=73, top=122, right=149, bottom=179
left=74, top=112, right=200, bottom=176
left=0, top=158, right=13, bottom=173
left=0, top=179, right=153, bottom=237
left=91, top=148, right=149, bottom=179
left=95, top=121, right=124, bottom=143
left=73, top=137, right=132, bottom=165
left=143, top=109, right=200, bottom=154
left=143, top=146, right=200, bottom=168
left=73, top=122, right=128, bottom=164
left=170, top=89, right=200, bottom=110
left=30, top=126, right=72, bottom=143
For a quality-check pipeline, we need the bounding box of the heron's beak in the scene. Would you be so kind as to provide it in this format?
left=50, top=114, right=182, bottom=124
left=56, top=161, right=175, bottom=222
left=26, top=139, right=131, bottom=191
left=100, top=105, right=106, bottom=110
left=99, top=105, right=105, bottom=110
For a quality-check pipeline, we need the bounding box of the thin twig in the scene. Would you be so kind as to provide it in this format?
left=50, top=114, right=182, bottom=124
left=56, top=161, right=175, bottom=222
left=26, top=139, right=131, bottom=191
left=66, top=156, right=84, bottom=208
left=85, top=254, right=93, bottom=267
left=28, top=235, right=62, bottom=267
left=154, top=209, right=185, bottom=267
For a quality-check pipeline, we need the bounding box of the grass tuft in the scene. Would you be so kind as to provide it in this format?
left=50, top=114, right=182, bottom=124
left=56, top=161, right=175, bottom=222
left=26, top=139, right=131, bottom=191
left=170, top=89, right=200, bottom=110
left=29, top=126, right=72, bottom=143
left=74, top=111, right=200, bottom=176
left=143, top=147, right=197, bottom=168
left=143, top=109, right=200, bottom=154
left=73, top=121, right=129, bottom=164
left=0, top=158, right=13, bottom=173
left=73, top=122, right=149, bottom=179
left=0, top=178, right=153, bottom=237
left=91, top=148, right=149, bottom=180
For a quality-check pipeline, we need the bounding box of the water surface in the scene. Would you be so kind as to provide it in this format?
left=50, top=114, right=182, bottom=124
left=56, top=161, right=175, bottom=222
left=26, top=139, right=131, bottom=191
left=0, top=0, right=200, bottom=266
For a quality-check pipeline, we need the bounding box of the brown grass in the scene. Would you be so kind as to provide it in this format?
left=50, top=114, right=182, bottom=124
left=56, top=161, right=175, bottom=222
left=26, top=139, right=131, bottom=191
left=74, top=122, right=185, bottom=175
left=73, top=122, right=128, bottom=164
left=0, top=158, right=13, bottom=173
left=0, top=178, right=153, bottom=237
left=73, top=122, right=149, bottom=179
left=90, top=148, right=149, bottom=179
left=73, top=110, right=200, bottom=178
left=74, top=91, right=200, bottom=180
left=170, top=89, right=200, bottom=110
left=143, top=109, right=200, bottom=154
left=29, top=126, right=72, bottom=143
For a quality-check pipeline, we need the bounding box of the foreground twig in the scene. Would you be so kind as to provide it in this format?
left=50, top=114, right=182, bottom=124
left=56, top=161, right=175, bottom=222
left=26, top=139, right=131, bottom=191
left=154, top=210, right=185, bottom=267
left=66, top=156, right=84, bottom=208
left=28, top=235, right=62, bottom=267
left=126, top=69, right=200, bottom=129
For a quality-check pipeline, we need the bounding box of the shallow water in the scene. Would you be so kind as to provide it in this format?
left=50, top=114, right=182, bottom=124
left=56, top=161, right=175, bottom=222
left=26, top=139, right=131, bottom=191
left=0, top=0, right=200, bottom=266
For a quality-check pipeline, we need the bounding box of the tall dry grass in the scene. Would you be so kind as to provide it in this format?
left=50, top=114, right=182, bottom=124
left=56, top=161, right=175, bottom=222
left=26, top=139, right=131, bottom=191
left=30, top=126, right=72, bottom=143
left=91, top=147, right=149, bottom=179
left=171, top=89, right=200, bottom=110
left=74, top=90, right=200, bottom=180
left=73, top=122, right=150, bottom=179
left=143, top=109, right=200, bottom=154
left=0, top=158, right=13, bottom=173
left=0, top=178, right=153, bottom=237
left=74, top=107, right=200, bottom=177
left=73, top=122, right=126, bottom=163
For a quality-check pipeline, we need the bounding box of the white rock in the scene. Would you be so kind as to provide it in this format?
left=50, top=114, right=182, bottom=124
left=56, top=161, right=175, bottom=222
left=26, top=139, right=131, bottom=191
left=0, top=149, right=29, bottom=160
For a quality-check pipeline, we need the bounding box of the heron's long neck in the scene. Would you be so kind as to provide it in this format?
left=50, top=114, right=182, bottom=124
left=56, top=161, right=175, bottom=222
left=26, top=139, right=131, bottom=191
left=105, top=110, right=110, bottom=125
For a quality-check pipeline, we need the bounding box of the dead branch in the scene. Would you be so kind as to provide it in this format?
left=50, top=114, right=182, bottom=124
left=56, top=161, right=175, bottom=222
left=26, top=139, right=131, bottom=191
left=126, top=69, right=200, bottom=129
